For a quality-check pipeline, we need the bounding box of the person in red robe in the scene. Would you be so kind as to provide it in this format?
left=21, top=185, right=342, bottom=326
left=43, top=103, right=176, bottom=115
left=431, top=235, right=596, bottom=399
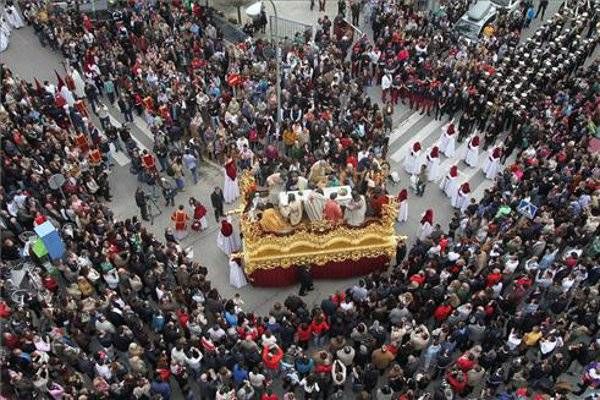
left=75, top=132, right=90, bottom=154
left=74, top=99, right=89, bottom=118
left=158, top=104, right=172, bottom=125
left=89, top=148, right=102, bottom=167
left=189, top=197, right=208, bottom=231
left=171, top=205, right=189, bottom=240
left=323, top=193, right=343, bottom=223
left=141, top=150, right=157, bottom=173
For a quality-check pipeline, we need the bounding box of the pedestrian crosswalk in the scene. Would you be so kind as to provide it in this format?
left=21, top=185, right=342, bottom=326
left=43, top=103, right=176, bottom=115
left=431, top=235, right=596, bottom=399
left=386, top=108, right=515, bottom=202
left=104, top=103, right=510, bottom=203
left=106, top=113, right=151, bottom=167
left=388, top=109, right=425, bottom=146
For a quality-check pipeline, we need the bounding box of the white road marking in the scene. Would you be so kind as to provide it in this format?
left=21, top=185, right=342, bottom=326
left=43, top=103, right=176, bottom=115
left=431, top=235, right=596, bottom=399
left=108, top=114, right=149, bottom=153
left=390, top=118, right=446, bottom=163
left=388, top=110, right=426, bottom=146
left=112, top=151, right=130, bottom=167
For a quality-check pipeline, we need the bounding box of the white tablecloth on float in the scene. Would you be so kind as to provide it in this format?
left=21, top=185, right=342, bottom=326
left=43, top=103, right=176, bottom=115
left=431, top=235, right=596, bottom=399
left=278, top=186, right=353, bottom=207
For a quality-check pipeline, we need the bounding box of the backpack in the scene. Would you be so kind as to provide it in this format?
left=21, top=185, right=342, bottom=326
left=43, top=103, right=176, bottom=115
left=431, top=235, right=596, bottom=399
left=166, top=165, right=175, bottom=177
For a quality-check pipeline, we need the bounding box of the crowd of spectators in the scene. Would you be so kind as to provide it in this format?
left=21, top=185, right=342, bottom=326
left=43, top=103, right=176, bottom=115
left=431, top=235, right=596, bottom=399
left=1, top=0, right=599, bottom=399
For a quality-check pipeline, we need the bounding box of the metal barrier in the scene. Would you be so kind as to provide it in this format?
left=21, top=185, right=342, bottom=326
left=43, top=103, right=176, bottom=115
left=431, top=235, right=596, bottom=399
left=211, top=13, right=249, bottom=43
left=269, top=15, right=313, bottom=42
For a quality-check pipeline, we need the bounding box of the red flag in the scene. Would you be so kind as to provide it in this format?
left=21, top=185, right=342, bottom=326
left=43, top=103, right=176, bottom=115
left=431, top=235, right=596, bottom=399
left=55, top=70, right=65, bottom=91
left=34, top=78, right=44, bottom=95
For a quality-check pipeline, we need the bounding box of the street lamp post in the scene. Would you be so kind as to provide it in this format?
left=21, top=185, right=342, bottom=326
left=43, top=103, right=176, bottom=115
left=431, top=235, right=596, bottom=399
left=266, top=0, right=281, bottom=136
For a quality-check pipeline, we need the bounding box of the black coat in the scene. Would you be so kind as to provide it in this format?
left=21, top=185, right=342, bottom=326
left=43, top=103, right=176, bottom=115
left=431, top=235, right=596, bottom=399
left=211, top=190, right=224, bottom=209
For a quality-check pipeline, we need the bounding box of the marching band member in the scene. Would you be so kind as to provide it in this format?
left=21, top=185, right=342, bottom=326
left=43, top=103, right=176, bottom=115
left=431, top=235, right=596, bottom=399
left=404, top=141, right=422, bottom=175
left=396, top=188, right=408, bottom=223
left=217, top=217, right=241, bottom=255
left=452, top=183, right=471, bottom=213
left=439, top=120, right=456, bottom=158
left=426, top=146, right=441, bottom=181
left=483, top=146, right=503, bottom=180
left=223, top=157, right=240, bottom=204
left=418, top=209, right=434, bottom=241
left=464, top=135, right=480, bottom=168
left=439, top=165, right=459, bottom=199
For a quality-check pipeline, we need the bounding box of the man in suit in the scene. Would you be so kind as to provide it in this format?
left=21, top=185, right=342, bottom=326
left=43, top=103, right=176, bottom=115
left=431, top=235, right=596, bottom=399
left=211, top=186, right=225, bottom=221
left=298, top=265, right=314, bottom=296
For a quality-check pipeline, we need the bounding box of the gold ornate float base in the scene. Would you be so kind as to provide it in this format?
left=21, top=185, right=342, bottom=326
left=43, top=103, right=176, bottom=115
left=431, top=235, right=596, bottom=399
left=234, top=172, right=406, bottom=285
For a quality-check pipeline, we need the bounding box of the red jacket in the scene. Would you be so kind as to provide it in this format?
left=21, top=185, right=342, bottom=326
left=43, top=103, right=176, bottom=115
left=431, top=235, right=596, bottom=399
left=262, top=346, right=283, bottom=370
left=315, top=363, right=333, bottom=374
left=456, top=355, right=475, bottom=372
left=296, top=325, right=312, bottom=342
left=446, top=371, right=468, bottom=394
left=0, top=302, right=11, bottom=319
left=310, top=320, right=330, bottom=336
left=485, top=272, right=502, bottom=287
left=409, top=274, right=426, bottom=286
left=433, top=304, right=453, bottom=322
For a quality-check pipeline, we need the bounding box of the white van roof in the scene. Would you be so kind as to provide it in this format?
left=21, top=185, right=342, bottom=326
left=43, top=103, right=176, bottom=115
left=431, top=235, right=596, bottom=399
left=467, top=0, right=494, bottom=21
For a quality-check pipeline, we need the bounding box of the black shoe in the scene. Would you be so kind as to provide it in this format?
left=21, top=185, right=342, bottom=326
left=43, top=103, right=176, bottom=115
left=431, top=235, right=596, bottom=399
left=299, top=292, right=307, bottom=297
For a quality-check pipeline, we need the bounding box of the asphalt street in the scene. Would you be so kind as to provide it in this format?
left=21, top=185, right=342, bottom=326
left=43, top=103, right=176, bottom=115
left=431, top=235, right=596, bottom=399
left=0, top=0, right=567, bottom=318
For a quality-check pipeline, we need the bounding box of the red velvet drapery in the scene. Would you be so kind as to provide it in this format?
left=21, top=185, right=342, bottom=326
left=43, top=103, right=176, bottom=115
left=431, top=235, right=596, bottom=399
left=248, top=255, right=390, bottom=287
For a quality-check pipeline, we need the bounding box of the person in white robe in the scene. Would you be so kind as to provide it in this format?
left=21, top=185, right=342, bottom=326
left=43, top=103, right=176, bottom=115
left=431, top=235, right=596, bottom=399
left=426, top=146, right=441, bottom=181
left=266, top=171, right=287, bottom=204
left=60, top=85, right=76, bottom=107
left=464, top=135, right=480, bottom=167
left=396, top=189, right=408, bottom=223
left=5, top=4, right=24, bottom=29
left=229, top=257, right=248, bottom=289
left=281, top=193, right=303, bottom=226
left=418, top=209, right=434, bottom=241
left=308, top=159, right=331, bottom=188
left=70, top=68, right=86, bottom=99
left=439, top=165, right=460, bottom=198
left=451, top=183, right=471, bottom=213
left=438, top=120, right=456, bottom=158
left=483, top=146, right=503, bottom=180
left=217, top=217, right=241, bottom=255
left=223, top=158, right=240, bottom=204
left=304, top=189, right=326, bottom=221
left=344, top=191, right=366, bottom=226
left=0, top=19, right=9, bottom=52
left=404, top=141, right=422, bottom=175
